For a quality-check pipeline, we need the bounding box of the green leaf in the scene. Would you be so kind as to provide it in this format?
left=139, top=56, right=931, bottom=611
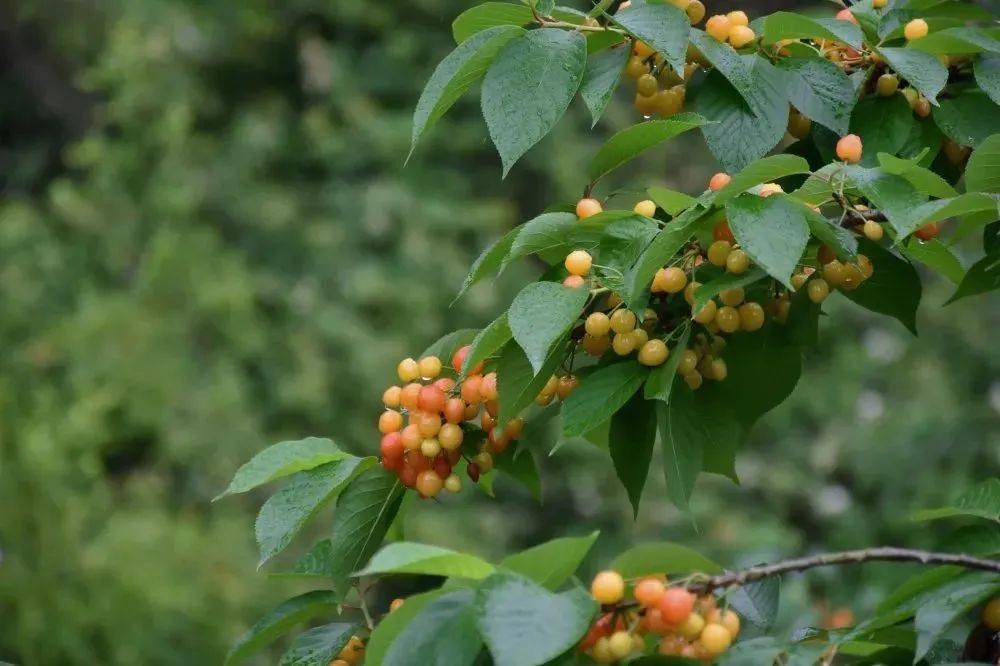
left=256, top=456, right=373, bottom=567
left=365, top=589, right=446, bottom=666
left=908, top=26, right=1000, bottom=55
left=456, top=226, right=521, bottom=301
left=279, top=623, right=357, bottom=666
left=452, top=3, right=533, bottom=43
left=842, top=239, right=922, bottom=334
left=475, top=573, right=598, bottom=666
left=384, top=590, right=483, bottom=666
left=482, top=29, right=587, bottom=176
left=463, top=312, right=512, bottom=376
left=914, top=572, right=1000, bottom=660
left=355, top=542, right=495, bottom=579
left=421, top=328, right=479, bottom=363
left=716, top=637, right=784, bottom=666
left=580, top=45, right=629, bottom=127
left=509, top=281, right=587, bottom=375
left=496, top=336, right=569, bottom=429
left=610, top=542, right=722, bottom=578
left=613, top=2, right=690, bottom=75
left=694, top=67, right=788, bottom=174
left=644, top=325, right=692, bottom=402
left=803, top=207, right=858, bottom=260
left=647, top=186, right=697, bottom=215
left=843, top=165, right=927, bottom=238
left=506, top=212, right=603, bottom=267
left=410, top=26, right=524, bottom=159
left=759, top=12, right=864, bottom=49
left=561, top=361, right=649, bottom=437
left=712, top=154, right=812, bottom=205
left=718, top=323, right=802, bottom=424
left=933, top=91, right=1000, bottom=148
left=495, top=444, right=542, bottom=499
left=217, top=437, right=349, bottom=499
left=877, top=47, right=948, bottom=105
left=946, top=251, right=1000, bottom=303
left=587, top=114, right=707, bottom=182
left=775, top=56, right=855, bottom=135
left=224, top=591, right=339, bottom=666
left=657, top=397, right=703, bottom=516
left=727, top=578, right=780, bottom=632
left=848, top=95, right=917, bottom=167
left=965, top=133, right=1000, bottom=193
left=609, top=392, right=658, bottom=517
left=901, top=193, right=998, bottom=239
left=499, top=532, right=600, bottom=589
left=692, top=267, right=768, bottom=311
left=911, top=478, right=1000, bottom=523
left=974, top=53, right=1000, bottom=106
left=326, top=467, right=405, bottom=599
left=877, top=152, right=958, bottom=198
left=725, top=194, right=810, bottom=288
left=900, top=238, right=964, bottom=284
left=281, top=539, right=335, bottom=579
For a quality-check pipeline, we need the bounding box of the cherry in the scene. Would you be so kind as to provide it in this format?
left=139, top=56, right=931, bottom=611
left=678, top=348, right=699, bottom=374
left=686, top=0, right=706, bottom=24
left=715, top=305, right=740, bottom=333
left=634, top=199, right=657, bottom=217
left=836, top=134, right=863, bottom=163
left=439, top=422, right=463, bottom=450
left=556, top=375, right=579, bottom=399
left=659, top=266, right=688, bottom=293
left=381, top=432, right=404, bottom=460
left=914, top=221, right=939, bottom=240
left=658, top=587, right=696, bottom=624
left=565, top=250, right=593, bottom=276
left=612, top=331, right=637, bottom=355
left=738, top=302, right=765, bottom=331
left=585, top=312, right=612, bottom=337
left=397, top=357, right=420, bottom=382
left=634, top=577, right=666, bottom=607
left=692, top=299, right=717, bottom=324
left=444, top=474, right=462, bottom=493
left=467, top=462, right=481, bottom=482
left=699, top=623, right=732, bottom=656
left=726, top=248, right=750, bottom=274
left=708, top=172, right=731, bottom=191
left=591, top=570, right=625, bottom=604
left=719, top=287, right=744, bottom=307
left=480, top=372, right=499, bottom=400
left=823, top=260, right=846, bottom=287
left=705, top=15, right=731, bottom=41
left=710, top=357, right=728, bottom=380
left=473, top=451, right=493, bottom=473
left=683, top=370, right=703, bottom=389
left=416, top=470, right=443, bottom=497
left=836, top=8, right=858, bottom=23
left=728, top=25, right=756, bottom=48
left=863, top=219, right=884, bottom=241
left=583, top=333, right=611, bottom=357
left=452, top=344, right=483, bottom=375
left=576, top=197, right=604, bottom=219
left=807, top=278, right=830, bottom=304
left=443, top=397, right=466, bottom=424
left=421, top=438, right=441, bottom=458
left=677, top=612, right=705, bottom=640
left=637, top=73, right=659, bottom=97
left=417, top=384, right=446, bottom=414
left=638, top=339, right=669, bottom=366
left=416, top=411, right=442, bottom=437
left=401, top=424, right=423, bottom=451
left=382, top=385, right=401, bottom=408
left=432, top=454, right=452, bottom=479
left=461, top=375, right=483, bottom=404
left=610, top=309, right=637, bottom=333
left=658, top=634, right=686, bottom=655
left=389, top=598, right=405, bottom=612
left=563, top=274, right=586, bottom=288
left=876, top=73, right=899, bottom=97
left=633, top=40, right=656, bottom=58
left=378, top=410, right=403, bottom=434
left=759, top=182, right=783, bottom=197
left=707, top=240, right=731, bottom=266
left=607, top=631, right=633, bottom=660
left=709, top=608, right=741, bottom=638
left=904, top=18, right=928, bottom=40
left=982, top=596, right=1000, bottom=630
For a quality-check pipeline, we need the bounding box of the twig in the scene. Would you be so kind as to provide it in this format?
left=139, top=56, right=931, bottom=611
left=830, top=191, right=888, bottom=227
left=690, top=547, right=1000, bottom=593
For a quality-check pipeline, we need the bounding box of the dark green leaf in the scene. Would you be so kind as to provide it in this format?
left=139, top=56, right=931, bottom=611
left=759, top=12, right=863, bottom=49
left=496, top=336, right=569, bottom=429
left=878, top=47, right=948, bottom=104
left=587, top=114, right=707, bottom=182
left=900, top=238, right=964, bottom=285
left=384, top=590, right=483, bottom=666
left=775, top=56, right=855, bottom=135
left=356, top=542, right=495, bottom=579
left=901, top=193, right=998, bottom=239
left=580, top=46, right=629, bottom=127
left=610, top=542, right=722, bottom=577
left=877, top=152, right=958, bottom=198
left=842, top=238, right=922, bottom=334
left=644, top=325, right=692, bottom=402
left=366, top=590, right=447, bottom=666
left=914, top=572, right=1000, bottom=660
left=716, top=637, right=783, bottom=666
left=499, top=531, right=600, bottom=589
left=712, top=154, right=812, bottom=205
left=909, top=26, right=1000, bottom=55
left=613, top=3, right=690, bottom=75
left=217, top=437, right=349, bottom=499
left=965, top=133, right=1000, bottom=193
left=803, top=207, right=858, bottom=260
left=475, top=573, right=598, bottom=666
left=463, top=312, right=512, bottom=377
left=947, top=251, right=1000, bottom=303
left=410, top=26, right=524, bottom=159
left=256, top=456, right=373, bottom=567
left=657, top=397, right=703, bottom=515
left=843, top=165, right=927, bottom=238
left=647, top=186, right=697, bottom=215
left=452, top=3, right=533, bottom=43
left=561, top=361, right=649, bottom=437
left=911, top=478, right=1000, bottom=523
left=609, top=392, right=658, bottom=516
left=282, top=539, right=335, bottom=579
left=224, top=591, right=339, bottom=666
left=934, top=91, right=1000, bottom=148
left=279, top=623, right=357, bottom=666
left=482, top=29, right=587, bottom=176
left=509, top=281, right=587, bottom=375
left=327, top=467, right=404, bottom=599
left=725, top=194, right=810, bottom=288
left=456, top=227, right=521, bottom=301
left=727, top=578, right=780, bottom=632
left=974, top=53, right=1000, bottom=106
left=848, top=95, right=917, bottom=167
left=495, top=444, right=542, bottom=499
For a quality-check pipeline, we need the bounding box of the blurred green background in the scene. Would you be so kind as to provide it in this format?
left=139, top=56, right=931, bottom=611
left=0, top=1, right=997, bottom=664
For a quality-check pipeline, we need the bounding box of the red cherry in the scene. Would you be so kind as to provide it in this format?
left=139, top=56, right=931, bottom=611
left=467, top=462, right=481, bottom=482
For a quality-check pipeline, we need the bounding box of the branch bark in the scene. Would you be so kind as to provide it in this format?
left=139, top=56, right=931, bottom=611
left=691, top=547, right=1000, bottom=592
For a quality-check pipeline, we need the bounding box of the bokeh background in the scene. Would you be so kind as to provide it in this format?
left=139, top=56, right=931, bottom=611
left=0, top=0, right=997, bottom=663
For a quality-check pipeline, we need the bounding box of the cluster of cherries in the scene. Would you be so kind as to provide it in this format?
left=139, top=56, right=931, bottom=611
left=582, top=569, right=741, bottom=663
left=378, top=346, right=522, bottom=498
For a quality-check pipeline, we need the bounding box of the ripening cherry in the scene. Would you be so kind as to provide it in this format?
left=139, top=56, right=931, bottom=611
left=381, top=431, right=404, bottom=459
left=610, top=309, right=637, bottom=333
left=415, top=470, right=443, bottom=497
left=383, top=385, right=402, bottom=408
left=840, top=263, right=865, bottom=290
left=389, top=598, right=405, bottom=612
left=738, top=302, right=765, bottom=331
left=585, top=312, right=612, bottom=337
left=638, top=339, right=669, bottom=366
left=378, top=410, right=403, bottom=434
left=856, top=254, right=874, bottom=279
left=683, top=370, right=703, bottom=389
left=338, top=636, right=365, bottom=665
left=719, top=287, right=744, bottom=307
left=438, top=422, right=463, bottom=451
left=876, top=73, right=899, bottom=97
left=715, top=305, right=740, bottom=333
left=823, top=259, right=846, bottom=288
left=441, top=398, right=463, bottom=424
left=563, top=275, right=586, bottom=288
left=583, top=333, right=611, bottom=357
left=634, top=199, right=657, bottom=217
left=658, top=587, right=696, bottom=624
left=576, top=197, right=604, bottom=219
left=565, top=250, right=593, bottom=276
left=400, top=424, right=422, bottom=451
left=707, top=240, right=732, bottom=266
left=914, top=221, right=939, bottom=240
left=632, top=327, right=649, bottom=348
left=416, top=412, right=442, bottom=438
left=711, top=608, right=741, bottom=638
left=658, top=634, right=686, bottom=655
left=591, top=570, right=625, bottom=604
left=982, top=597, right=1000, bottom=630
left=710, top=357, right=728, bottom=380
left=863, top=219, right=884, bottom=241
left=904, top=18, right=928, bottom=40
left=419, top=437, right=440, bottom=458
left=637, top=72, right=659, bottom=97
left=472, top=450, right=493, bottom=473
left=725, top=249, right=750, bottom=276
left=807, top=276, right=831, bottom=303
left=461, top=375, right=483, bottom=404
left=873, top=0, right=887, bottom=7
left=699, top=623, right=732, bottom=656
left=709, top=172, right=731, bottom=191
left=705, top=14, right=731, bottom=41
left=607, top=631, right=633, bottom=660
left=452, top=344, right=483, bottom=375
left=556, top=375, right=579, bottom=399
left=677, top=612, right=706, bottom=640
left=726, top=10, right=748, bottom=25
left=758, top=182, right=783, bottom=197
left=692, top=299, right=717, bottom=324
left=634, top=577, right=667, bottom=607
left=397, top=357, right=420, bottom=383
left=480, top=372, right=499, bottom=401
left=417, top=385, right=446, bottom=414
left=836, top=134, right=863, bottom=163
left=678, top=348, right=699, bottom=375
left=686, top=0, right=706, bottom=24
left=612, top=331, right=637, bottom=355
left=836, top=8, right=858, bottom=23
left=728, top=25, right=756, bottom=48
left=662, top=266, right=689, bottom=293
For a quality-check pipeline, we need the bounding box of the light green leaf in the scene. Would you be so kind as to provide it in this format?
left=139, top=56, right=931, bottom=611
left=279, top=539, right=335, bottom=579
left=725, top=194, right=810, bottom=288
left=509, top=281, right=588, bottom=375
left=759, top=11, right=864, bottom=49
left=716, top=637, right=784, bottom=666
left=693, top=267, right=768, bottom=311
left=355, top=542, right=495, bottom=579
left=644, top=325, right=692, bottom=402
left=224, top=591, right=339, bottom=666
left=908, top=26, right=1000, bottom=55
left=256, top=456, right=373, bottom=567
left=580, top=45, right=629, bottom=127
left=613, top=2, right=690, bottom=75
left=843, top=165, right=927, bottom=238
left=279, top=623, right=357, bottom=666
left=946, top=251, right=1000, bottom=303
left=452, top=3, right=533, bottom=43
left=965, top=133, right=1000, bottom=193
left=326, top=467, right=405, bottom=599
left=975, top=53, right=1000, bottom=106
left=217, top=437, right=349, bottom=499
left=456, top=226, right=521, bottom=301
left=384, top=590, right=483, bottom=666
left=561, top=361, right=649, bottom=437
left=657, top=397, right=703, bottom=516
left=842, top=239, right=922, bottom=334
left=911, top=478, right=1000, bottom=523
left=587, top=114, right=707, bottom=182
left=933, top=91, right=1000, bottom=147
left=610, top=542, right=722, bottom=578
left=878, top=47, right=948, bottom=104
left=365, top=589, right=446, bottom=666
left=505, top=212, right=601, bottom=268
left=802, top=206, right=858, bottom=260
left=499, top=532, right=599, bottom=589
left=496, top=336, right=569, bottom=429
left=727, top=578, right=780, bottom=632
left=410, top=26, right=524, bottom=159
left=914, top=572, right=1000, bottom=660
left=421, top=328, right=479, bottom=363
left=900, top=193, right=998, bottom=239
left=775, top=56, right=855, bottom=135
left=900, top=238, right=964, bottom=285
left=713, top=154, right=812, bottom=204
left=482, top=29, right=587, bottom=176
left=609, top=392, right=658, bottom=517
left=475, top=573, right=598, bottom=666
left=877, top=152, right=958, bottom=198
left=647, top=186, right=697, bottom=215
left=463, top=312, right=512, bottom=377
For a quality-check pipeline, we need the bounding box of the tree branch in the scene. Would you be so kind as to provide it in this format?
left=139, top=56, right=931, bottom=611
left=830, top=191, right=887, bottom=227
left=691, top=547, right=1000, bottom=592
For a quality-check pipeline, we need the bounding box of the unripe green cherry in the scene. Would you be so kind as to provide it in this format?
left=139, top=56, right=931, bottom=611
left=706, top=240, right=732, bottom=266
left=876, top=73, right=899, bottom=97
left=637, top=73, right=659, bottom=97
